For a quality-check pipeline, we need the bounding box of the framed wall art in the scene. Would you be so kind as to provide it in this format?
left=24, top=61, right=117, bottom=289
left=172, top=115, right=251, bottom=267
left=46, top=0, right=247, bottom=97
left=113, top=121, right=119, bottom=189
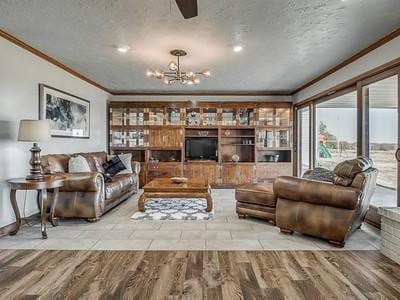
left=39, top=84, right=90, bottom=138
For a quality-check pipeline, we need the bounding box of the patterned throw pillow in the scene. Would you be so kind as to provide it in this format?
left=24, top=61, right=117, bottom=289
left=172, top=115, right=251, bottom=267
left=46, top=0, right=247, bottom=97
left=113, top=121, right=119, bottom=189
left=304, top=167, right=333, bottom=183
left=107, top=153, right=133, bottom=175
left=103, top=156, right=126, bottom=177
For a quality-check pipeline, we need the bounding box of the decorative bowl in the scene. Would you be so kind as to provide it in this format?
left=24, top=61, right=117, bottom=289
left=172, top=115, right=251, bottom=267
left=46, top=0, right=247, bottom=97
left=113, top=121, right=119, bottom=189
left=171, top=177, right=188, bottom=183
left=231, top=154, right=240, bottom=162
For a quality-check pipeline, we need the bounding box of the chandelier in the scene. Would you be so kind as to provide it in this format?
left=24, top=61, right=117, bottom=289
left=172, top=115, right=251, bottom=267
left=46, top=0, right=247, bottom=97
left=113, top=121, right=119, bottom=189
left=146, top=49, right=211, bottom=85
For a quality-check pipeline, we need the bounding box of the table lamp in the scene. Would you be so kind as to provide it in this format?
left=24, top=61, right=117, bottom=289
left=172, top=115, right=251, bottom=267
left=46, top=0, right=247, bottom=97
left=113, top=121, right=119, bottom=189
left=18, top=119, right=50, bottom=181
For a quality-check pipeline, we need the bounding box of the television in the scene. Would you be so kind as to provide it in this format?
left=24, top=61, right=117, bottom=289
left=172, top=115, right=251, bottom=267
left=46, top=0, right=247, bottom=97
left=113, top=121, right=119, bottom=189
left=185, top=138, right=217, bottom=160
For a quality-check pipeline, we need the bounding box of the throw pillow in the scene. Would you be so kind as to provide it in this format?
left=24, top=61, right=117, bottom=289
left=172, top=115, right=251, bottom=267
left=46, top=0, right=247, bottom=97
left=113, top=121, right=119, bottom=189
left=304, top=167, right=333, bottom=183
left=107, top=153, right=133, bottom=175
left=68, top=155, right=91, bottom=173
left=333, top=156, right=373, bottom=186
left=103, top=156, right=127, bottom=177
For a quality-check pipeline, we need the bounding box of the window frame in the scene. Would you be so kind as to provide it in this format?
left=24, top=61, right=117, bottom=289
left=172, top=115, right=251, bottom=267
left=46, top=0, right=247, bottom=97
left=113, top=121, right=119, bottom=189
left=294, top=66, right=400, bottom=206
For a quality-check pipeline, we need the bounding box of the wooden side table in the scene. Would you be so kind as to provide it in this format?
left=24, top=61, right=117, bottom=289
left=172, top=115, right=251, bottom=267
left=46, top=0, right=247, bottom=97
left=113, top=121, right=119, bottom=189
left=7, top=176, right=65, bottom=239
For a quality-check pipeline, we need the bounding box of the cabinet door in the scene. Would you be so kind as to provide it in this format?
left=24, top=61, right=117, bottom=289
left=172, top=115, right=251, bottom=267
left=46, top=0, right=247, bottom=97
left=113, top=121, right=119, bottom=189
left=146, top=163, right=182, bottom=182
left=221, top=164, right=254, bottom=185
left=184, top=164, right=217, bottom=186
left=149, top=129, right=182, bottom=148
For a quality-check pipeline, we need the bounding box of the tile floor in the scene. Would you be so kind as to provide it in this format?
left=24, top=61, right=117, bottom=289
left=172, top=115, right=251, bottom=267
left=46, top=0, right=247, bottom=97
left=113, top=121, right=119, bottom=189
left=0, top=189, right=381, bottom=251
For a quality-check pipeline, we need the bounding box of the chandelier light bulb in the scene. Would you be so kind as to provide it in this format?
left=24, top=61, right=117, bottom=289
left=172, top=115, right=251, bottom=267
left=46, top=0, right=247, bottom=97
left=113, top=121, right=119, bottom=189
left=202, top=70, right=211, bottom=77
left=187, top=80, right=194, bottom=85
left=117, top=45, right=130, bottom=53
left=154, top=70, right=164, bottom=79
left=188, top=71, right=195, bottom=78
left=163, top=78, right=171, bottom=85
left=233, top=45, right=243, bottom=52
left=181, top=80, right=187, bottom=85
left=146, top=70, right=154, bottom=78
left=194, top=78, right=200, bottom=84
left=168, top=61, right=178, bottom=71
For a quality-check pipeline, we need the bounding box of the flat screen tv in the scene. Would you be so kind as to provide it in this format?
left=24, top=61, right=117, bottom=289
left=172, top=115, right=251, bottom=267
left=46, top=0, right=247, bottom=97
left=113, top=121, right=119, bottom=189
left=185, top=138, right=217, bottom=160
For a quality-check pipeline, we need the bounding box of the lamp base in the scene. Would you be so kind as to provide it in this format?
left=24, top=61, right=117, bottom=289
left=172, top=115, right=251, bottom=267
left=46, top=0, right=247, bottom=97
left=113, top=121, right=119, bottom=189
left=26, top=143, right=44, bottom=181
left=26, top=174, right=45, bottom=181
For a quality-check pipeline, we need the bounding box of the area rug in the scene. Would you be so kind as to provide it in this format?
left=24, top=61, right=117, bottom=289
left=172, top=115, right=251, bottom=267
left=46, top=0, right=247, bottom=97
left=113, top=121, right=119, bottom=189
left=131, top=198, right=214, bottom=220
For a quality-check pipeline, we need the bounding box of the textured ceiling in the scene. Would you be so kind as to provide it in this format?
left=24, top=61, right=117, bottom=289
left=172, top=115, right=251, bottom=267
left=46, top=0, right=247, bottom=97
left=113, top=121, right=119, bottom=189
left=0, top=0, right=399, bottom=93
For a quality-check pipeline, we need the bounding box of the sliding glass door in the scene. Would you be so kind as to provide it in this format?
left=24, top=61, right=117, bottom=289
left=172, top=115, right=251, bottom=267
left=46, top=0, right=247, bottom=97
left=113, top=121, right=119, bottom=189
left=315, top=91, right=358, bottom=170
left=363, top=74, right=399, bottom=205
left=297, top=106, right=310, bottom=176
left=295, top=67, right=400, bottom=207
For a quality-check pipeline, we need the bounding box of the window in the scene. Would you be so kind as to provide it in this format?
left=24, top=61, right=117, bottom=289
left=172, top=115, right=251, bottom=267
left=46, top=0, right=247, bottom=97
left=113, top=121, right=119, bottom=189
left=365, top=75, right=398, bottom=189
left=295, top=68, right=399, bottom=207
left=297, top=106, right=310, bottom=175
left=315, top=91, right=358, bottom=170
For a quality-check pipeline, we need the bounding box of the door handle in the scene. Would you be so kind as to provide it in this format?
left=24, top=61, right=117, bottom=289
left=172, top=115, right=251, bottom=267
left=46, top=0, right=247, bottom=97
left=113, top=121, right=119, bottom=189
left=396, top=148, right=400, bottom=162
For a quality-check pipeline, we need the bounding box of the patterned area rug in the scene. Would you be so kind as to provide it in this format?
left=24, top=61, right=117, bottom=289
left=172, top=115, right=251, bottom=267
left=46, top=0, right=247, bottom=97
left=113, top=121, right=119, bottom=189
left=131, top=198, right=214, bottom=220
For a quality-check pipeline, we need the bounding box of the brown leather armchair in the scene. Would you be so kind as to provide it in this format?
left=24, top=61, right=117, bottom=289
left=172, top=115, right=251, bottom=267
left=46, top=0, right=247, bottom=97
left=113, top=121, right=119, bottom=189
left=274, top=159, right=377, bottom=247
left=41, top=151, right=140, bottom=221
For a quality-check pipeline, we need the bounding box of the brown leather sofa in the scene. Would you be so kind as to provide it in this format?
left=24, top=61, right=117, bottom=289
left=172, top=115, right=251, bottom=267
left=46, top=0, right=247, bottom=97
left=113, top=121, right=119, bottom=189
left=274, top=158, right=378, bottom=247
left=236, top=183, right=277, bottom=225
left=41, top=151, right=140, bottom=221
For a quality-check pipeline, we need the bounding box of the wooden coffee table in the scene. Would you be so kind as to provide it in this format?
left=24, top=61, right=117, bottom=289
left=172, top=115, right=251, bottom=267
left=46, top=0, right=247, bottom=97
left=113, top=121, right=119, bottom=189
left=138, top=178, right=212, bottom=212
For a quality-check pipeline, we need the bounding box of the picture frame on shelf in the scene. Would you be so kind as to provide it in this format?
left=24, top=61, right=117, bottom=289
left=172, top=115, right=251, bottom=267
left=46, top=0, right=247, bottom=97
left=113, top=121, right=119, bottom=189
left=39, top=84, right=90, bottom=138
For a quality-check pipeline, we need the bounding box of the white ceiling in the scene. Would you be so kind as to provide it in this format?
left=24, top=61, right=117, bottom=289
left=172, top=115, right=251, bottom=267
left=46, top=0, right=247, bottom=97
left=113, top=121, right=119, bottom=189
left=0, top=0, right=399, bottom=93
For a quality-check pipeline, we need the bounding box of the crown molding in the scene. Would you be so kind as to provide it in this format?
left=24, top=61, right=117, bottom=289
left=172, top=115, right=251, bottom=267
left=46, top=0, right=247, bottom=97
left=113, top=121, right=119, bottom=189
left=111, top=91, right=292, bottom=96
left=0, top=29, right=112, bottom=94
left=291, top=26, right=400, bottom=95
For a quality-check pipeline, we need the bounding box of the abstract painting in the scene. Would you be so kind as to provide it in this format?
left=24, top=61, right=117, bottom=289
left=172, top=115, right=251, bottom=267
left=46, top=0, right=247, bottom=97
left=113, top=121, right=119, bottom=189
left=39, top=84, right=90, bottom=138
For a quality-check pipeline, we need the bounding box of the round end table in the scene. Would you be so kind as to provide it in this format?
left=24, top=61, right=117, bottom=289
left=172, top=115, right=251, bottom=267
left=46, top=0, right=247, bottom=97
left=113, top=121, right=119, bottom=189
left=7, top=175, right=65, bottom=239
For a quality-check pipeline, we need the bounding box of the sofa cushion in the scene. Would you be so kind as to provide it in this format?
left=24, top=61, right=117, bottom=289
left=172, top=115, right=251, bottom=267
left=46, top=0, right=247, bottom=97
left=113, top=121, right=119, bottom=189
left=236, top=183, right=276, bottom=207
left=41, top=154, right=70, bottom=174
left=78, top=152, right=107, bottom=173
left=105, top=181, right=123, bottom=200
left=105, top=174, right=136, bottom=200
left=113, top=174, right=136, bottom=189
left=68, top=155, right=91, bottom=173
left=333, top=156, right=373, bottom=186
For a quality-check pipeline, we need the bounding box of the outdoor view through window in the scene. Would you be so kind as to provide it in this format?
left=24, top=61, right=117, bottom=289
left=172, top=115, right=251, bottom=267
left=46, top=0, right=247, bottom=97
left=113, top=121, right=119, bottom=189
left=314, top=76, right=398, bottom=192
left=316, top=91, right=358, bottom=171
left=366, top=75, right=398, bottom=190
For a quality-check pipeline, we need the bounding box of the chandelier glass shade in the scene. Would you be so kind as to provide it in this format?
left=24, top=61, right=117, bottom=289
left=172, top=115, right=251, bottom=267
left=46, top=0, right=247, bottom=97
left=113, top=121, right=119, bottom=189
left=146, top=50, right=210, bottom=85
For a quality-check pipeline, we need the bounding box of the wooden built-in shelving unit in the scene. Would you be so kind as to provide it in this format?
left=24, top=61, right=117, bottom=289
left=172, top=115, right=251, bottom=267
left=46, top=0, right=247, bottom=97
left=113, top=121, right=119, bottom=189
left=108, top=101, right=293, bottom=187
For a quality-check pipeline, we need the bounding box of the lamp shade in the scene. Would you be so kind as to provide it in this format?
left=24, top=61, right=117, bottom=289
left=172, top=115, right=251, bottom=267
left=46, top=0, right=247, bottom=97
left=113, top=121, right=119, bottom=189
left=18, top=120, right=50, bottom=142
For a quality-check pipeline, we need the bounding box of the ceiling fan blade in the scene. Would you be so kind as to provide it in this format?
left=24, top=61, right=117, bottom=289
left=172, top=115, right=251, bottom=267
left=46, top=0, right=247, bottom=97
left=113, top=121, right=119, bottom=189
left=175, top=0, right=198, bottom=19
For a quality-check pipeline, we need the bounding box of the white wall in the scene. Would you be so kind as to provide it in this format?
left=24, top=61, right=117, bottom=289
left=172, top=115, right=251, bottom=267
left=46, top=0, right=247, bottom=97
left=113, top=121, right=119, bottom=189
left=294, top=35, right=400, bottom=103
left=0, top=37, right=110, bottom=228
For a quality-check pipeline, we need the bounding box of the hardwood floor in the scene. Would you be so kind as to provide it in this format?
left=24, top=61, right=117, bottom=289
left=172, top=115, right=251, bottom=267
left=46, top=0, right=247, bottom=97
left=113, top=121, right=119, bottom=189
left=0, top=250, right=399, bottom=299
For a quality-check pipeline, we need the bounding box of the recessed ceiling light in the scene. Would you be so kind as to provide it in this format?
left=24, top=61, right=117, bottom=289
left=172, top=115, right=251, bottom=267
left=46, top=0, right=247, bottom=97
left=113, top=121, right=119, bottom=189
left=117, top=45, right=130, bottom=53
left=233, top=45, right=243, bottom=53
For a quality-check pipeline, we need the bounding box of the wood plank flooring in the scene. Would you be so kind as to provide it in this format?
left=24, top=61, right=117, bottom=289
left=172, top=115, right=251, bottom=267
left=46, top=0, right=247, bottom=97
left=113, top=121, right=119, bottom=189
left=0, top=250, right=399, bottom=299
